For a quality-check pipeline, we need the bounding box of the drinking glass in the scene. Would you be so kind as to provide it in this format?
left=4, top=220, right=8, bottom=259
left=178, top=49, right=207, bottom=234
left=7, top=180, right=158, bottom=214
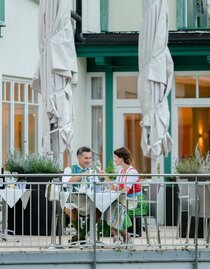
left=12, top=172, right=18, bottom=186
left=94, top=160, right=102, bottom=172
left=4, top=171, right=12, bottom=188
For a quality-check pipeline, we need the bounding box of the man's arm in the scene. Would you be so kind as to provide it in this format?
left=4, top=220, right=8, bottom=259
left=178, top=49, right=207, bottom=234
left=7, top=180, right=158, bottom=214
left=62, top=167, right=89, bottom=183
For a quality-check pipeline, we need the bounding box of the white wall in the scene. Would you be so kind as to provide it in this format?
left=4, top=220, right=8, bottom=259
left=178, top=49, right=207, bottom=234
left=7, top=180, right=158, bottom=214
left=72, top=57, right=90, bottom=164
left=82, top=0, right=100, bottom=33
left=109, top=0, right=141, bottom=32
left=168, top=0, right=177, bottom=30
left=0, top=0, right=39, bottom=78
left=108, top=0, right=177, bottom=32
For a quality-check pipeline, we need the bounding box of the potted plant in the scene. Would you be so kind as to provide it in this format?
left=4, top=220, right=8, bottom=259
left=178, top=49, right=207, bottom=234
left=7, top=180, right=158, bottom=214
left=4, top=151, right=62, bottom=236
left=174, top=144, right=210, bottom=181
left=5, top=151, right=61, bottom=174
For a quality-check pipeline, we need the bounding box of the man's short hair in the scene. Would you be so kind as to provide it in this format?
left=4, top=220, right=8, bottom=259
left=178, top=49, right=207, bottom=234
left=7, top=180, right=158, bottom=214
left=77, top=146, right=91, bottom=156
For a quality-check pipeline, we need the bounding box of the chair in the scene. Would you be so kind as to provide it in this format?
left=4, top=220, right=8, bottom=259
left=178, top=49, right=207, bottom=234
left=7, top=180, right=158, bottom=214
left=176, top=179, right=195, bottom=239
left=185, top=182, right=210, bottom=244
left=128, top=181, right=161, bottom=246
left=195, top=184, right=210, bottom=245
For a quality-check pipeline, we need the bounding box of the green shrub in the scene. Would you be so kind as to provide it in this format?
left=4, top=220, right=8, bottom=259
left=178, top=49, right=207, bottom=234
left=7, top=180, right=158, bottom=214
left=5, top=151, right=61, bottom=174
left=105, top=159, right=116, bottom=180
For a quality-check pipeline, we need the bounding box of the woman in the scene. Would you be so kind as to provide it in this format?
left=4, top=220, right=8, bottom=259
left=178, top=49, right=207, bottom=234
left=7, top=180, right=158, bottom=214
left=104, top=147, right=141, bottom=244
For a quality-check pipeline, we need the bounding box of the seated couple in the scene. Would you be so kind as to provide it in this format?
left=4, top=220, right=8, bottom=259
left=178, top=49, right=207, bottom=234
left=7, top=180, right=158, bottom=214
left=62, top=146, right=148, bottom=244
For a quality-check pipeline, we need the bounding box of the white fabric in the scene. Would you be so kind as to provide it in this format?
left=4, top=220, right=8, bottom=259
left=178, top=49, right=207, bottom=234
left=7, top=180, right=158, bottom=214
left=87, top=192, right=121, bottom=213
left=0, top=188, right=31, bottom=209
left=115, top=166, right=139, bottom=189
left=45, top=184, right=61, bottom=201
left=60, top=190, right=121, bottom=214
left=32, top=0, right=77, bottom=155
left=138, top=0, right=174, bottom=158
left=62, top=166, right=73, bottom=183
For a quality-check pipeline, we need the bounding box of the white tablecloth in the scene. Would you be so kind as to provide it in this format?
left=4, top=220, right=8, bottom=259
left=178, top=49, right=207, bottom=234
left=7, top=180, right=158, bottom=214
left=0, top=188, right=31, bottom=208
left=60, top=190, right=121, bottom=213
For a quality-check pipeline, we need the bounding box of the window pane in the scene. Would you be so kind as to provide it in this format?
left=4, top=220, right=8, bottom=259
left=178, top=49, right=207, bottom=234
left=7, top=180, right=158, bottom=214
left=178, top=107, right=210, bottom=158
left=28, top=84, right=32, bottom=103
left=199, top=76, right=210, bottom=98
left=117, top=76, right=138, bottom=99
left=29, top=106, right=38, bottom=153
left=20, top=83, right=24, bottom=102
left=91, top=77, right=103, bottom=100
left=14, top=82, right=19, bottom=101
left=6, top=81, right=11, bottom=101
left=176, top=76, right=196, bottom=98
left=124, top=113, right=151, bottom=173
left=14, top=104, right=24, bottom=153
left=91, top=106, right=103, bottom=163
left=2, top=103, right=10, bottom=165
left=34, top=89, right=38, bottom=103
left=2, top=81, right=5, bottom=100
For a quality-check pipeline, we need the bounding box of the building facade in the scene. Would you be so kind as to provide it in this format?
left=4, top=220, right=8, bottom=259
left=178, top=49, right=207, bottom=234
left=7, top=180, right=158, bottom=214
left=74, top=0, right=210, bottom=174
left=0, top=0, right=40, bottom=167
left=1, top=0, right=210, bottom=174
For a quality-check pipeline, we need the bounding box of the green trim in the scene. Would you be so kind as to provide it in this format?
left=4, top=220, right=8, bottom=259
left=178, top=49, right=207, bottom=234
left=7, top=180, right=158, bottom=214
left=100, top=0, right=108, bottom=32
left=105, top=68, right=113, bottom=166
left=164, top=92, right=172, bottom=177
left=0, top=0, right=5, bottom=25
left=76, top=44, right=210, bottom=58
left=76, top=45, right=137, bottom=57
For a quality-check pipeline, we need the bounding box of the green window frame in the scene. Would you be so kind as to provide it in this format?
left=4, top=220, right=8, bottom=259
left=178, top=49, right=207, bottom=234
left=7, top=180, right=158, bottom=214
left=0, top=0, right=5, bottom=26
left=177, top=0, right=210, bottom=30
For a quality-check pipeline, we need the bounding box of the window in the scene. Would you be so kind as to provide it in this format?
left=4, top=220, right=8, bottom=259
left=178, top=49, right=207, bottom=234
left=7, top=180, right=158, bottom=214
left=116, top=75, right=138, bottom=99
left=177, top=0, right=210, bottom=29
left=174, top=73, right=210, bottom=159
left=89, top=76, right=105, bottom=164
left=2, top=77, right=41, bottom=165
left=114, top=72, right=151, bottom=173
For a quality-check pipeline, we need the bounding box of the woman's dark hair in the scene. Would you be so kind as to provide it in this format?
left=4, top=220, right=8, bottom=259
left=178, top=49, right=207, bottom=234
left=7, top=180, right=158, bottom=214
left=77, top=146, right=91, bottom=156
left=114, top=147, right=133, bottom=165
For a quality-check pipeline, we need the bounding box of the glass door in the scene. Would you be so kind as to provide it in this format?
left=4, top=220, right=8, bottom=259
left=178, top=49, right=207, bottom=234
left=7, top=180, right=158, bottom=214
left=114, top=107, right=151, bottom=173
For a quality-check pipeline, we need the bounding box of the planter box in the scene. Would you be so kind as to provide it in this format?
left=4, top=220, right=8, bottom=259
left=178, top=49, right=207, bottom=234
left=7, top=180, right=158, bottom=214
left=8, top=177, right=53, bottom=236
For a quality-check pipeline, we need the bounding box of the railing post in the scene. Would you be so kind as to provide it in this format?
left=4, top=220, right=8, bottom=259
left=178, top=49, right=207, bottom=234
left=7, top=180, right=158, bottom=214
left=194, top=178, right=198, bottom=269
left=93, top=179, right=96, bottom=269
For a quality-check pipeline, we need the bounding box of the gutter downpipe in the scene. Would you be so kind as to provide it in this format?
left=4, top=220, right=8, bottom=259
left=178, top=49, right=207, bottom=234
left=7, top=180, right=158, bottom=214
left=71, top=0, right=85, bottom=42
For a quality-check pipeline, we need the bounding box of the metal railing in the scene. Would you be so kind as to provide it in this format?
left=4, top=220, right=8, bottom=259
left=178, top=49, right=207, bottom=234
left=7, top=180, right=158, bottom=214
left=177, top=0, right=210, bottom=29
left=0, top=173, right=210, bottom=252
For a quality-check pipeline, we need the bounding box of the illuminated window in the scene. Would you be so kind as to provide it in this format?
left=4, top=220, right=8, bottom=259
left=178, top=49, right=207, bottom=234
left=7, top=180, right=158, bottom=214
left=2, top=77, right=41, bottom=164
left=176, top=76, right=196, bottom=98
left=175, top=74, right=210, bottom=158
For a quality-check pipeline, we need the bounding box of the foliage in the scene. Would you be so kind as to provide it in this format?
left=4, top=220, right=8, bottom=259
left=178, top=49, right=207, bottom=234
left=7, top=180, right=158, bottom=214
left=198, top=150, right=210, bottom=174
left=175, top=155, right=200, bottom=174
left=175, top=144, right=210, bottom=174
left=5, top=151, right=61, bottom=174
left=5, top=151, right=25, bottom=174
left=105, top=159, right=116, bottom=180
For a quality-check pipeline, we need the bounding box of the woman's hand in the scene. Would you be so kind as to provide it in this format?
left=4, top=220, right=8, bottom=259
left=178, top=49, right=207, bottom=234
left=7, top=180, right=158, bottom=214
left=100, top=169, right=111, bottom=182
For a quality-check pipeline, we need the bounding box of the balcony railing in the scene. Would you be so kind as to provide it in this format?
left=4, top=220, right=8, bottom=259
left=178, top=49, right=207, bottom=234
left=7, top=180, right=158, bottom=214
left=0, top=173, right=210, bottom=252
left=177, top=0, right=210, bottom=30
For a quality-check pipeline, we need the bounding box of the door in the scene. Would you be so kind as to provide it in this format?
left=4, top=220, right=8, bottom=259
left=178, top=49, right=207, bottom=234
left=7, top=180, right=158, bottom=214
left=114, top=107, right=151, bottom=173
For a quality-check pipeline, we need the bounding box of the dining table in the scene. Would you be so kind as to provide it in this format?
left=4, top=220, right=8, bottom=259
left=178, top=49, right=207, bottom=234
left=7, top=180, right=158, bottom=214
left=60, top=188, right=123, bottom=244
left=0, top=186, right=31, bottom=239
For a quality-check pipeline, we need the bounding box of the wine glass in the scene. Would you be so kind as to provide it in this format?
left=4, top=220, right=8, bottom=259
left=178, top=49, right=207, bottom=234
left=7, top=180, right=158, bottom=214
left=94, top=160, right=102, bottom=172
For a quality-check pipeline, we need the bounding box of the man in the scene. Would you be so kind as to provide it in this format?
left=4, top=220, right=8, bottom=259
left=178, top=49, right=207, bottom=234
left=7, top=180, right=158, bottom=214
left=62, top=146, right=100, bottom=242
